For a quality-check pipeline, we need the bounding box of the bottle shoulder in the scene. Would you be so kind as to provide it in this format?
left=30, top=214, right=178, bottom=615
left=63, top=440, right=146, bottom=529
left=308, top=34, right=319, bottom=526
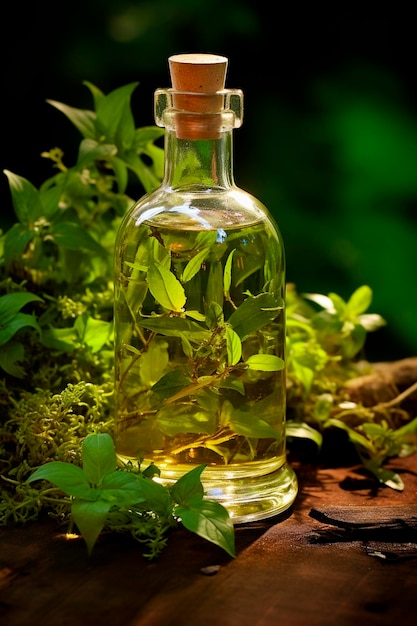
left=121, top=184, right=278, bottom=232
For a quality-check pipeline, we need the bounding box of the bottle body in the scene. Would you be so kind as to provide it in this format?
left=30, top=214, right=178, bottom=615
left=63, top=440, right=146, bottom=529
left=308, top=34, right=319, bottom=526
left=114, top=186, right=297, bottom=520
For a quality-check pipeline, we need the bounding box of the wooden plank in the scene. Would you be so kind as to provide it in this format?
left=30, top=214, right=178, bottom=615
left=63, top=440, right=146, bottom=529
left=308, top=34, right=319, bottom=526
left=0, top=455, right=416, bottom=626
left=130, top=520, right=417, bottom=626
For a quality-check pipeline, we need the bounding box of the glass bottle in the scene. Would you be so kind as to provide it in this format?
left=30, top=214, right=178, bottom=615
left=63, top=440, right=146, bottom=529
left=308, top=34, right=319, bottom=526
left=113, top=54, right=297, bottom=522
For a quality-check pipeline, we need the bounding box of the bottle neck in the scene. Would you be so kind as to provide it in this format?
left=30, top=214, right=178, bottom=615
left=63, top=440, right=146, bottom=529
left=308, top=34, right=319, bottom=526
left=162, top=128, right=235, bottom=191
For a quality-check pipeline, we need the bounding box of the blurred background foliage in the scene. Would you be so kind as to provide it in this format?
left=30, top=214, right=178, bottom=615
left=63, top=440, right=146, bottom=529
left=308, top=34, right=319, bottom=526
left=2, top=3, right=416, bottom=361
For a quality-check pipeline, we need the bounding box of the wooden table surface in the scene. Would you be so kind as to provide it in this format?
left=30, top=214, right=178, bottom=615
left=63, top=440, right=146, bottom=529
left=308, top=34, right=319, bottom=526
left=1, top=452, right=416, bottom=626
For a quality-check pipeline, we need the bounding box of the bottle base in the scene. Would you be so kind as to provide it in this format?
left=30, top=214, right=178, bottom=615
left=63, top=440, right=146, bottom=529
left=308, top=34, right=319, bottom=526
left=202, top=462, right=298, bottom=523
left=118, top=451, right=298, bottom=524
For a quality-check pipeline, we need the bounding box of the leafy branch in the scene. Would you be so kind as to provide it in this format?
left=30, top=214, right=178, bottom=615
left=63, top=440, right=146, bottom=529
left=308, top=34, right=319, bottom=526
left=27, top=433, right=235, bottom=558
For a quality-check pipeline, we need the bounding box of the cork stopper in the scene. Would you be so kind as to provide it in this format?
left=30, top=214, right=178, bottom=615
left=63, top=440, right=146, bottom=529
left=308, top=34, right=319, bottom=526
left=168, top=53, right=228, bottom=139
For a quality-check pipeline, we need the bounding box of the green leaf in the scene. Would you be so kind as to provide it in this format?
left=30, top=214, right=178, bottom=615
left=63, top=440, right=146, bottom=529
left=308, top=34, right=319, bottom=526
left=82, top=80, right=105, bottom=109
left=39, top=177, right=65, bottom=219
left=230, top=411, right=279, bottom=439
left=313, top=393, right=334, bottom=423
left=181, top=247, right=210, bottom=283
left=110, top=155, right=129, bottom=194
left=362, top=462, right=404, bottom=491
left=46, top=99, right=97, bottom=139
left=175, top=499, right=236, bottom=558
left=344, top=325, right=367, bottom=358
left=285, top=421, right=323, bottom=448
left=219, top=378, right=245, bottom=396
left=395, top=415, right=417, bottom=438
left=41, top=325, right=79, bottom=352
left=223, top=249, right=235, bottom=297
left=185, top=310, right=206, bottom=322
left=226, top=327, right=242, bottom=366
left=228, top=293, right=281, bottom=340
left=328, top=292, right=346, bottom=316
left=141, top=463, right=161, bottom=479
left=0, top=341, right=25, bottom=378
left=302, top=292, right=335, bottom=312
left=137, top=315, right=210, bottom=341
left=206, top=261, right=224, bottom=307
left=74, top=314, right=113, bottom=353
left=0, top=293, right=43, bottom=347
left=0, top=292, right=43, bottom=324
left=3, top=223, right=34, bottom=268
left=325, top=418, right=372, bottom=450
left=289, top=360, right=314, bottom=392
left=151, top=369, right=192, bottom=400
left=139, top=338, right=169, bottom=386
left=99, top=471, right=146, bottom=506
left=95, top=82, right=139, bottom=149
left=76, top=138, right=118, bottom=168
left=170, top=464, right=205, bottom=504
left=157, top=404, right=216, bottom=437
left=178, top=333, right=194, bottom=359
left=378, top=470, right=404, bottom=491
left=246, top=354, right=284, bottom=371
left=82, top=433, right=117, bottom=485
left=122, top=150, right=163, bottom=193
left=27, top=461, right=94, bottom=500
left=3, top=170, right=45, bottom=224
left=71, top=499, right=112, bottom=556
left=358, top=313, right=386, bottom=331
left=205, top=301, right=224, bottom=329
left=51, top=221, right=106, bottom=256
left=147, top=262, right=186, bottom=312
left=133, top=476, right=173, bottom=518
left=134, top=125, right=165, bottom=148
left=347, top=285, right=373, bottom=316
left=0, top=312, right=42, bottom=347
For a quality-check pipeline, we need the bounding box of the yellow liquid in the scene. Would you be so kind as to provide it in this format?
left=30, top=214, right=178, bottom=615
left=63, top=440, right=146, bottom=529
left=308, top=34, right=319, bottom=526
left=114, top=206, right=297, bottom=520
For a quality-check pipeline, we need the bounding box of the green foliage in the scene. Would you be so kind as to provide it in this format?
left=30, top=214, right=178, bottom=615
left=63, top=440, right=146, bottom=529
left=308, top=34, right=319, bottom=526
left=27, top=433, right=235, bottom=558
left=302, top=285, right=384, bottom=359
left=286, top=284, right=417, bottom=489
left=0, top=291, right=43, bottom=376
left=3, top=81, right=164, bottom=291
left=0, top=80, right=416, bottom=564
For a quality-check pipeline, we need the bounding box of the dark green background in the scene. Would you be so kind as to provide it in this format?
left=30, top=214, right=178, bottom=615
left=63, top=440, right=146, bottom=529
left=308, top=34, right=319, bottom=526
left=2, top=4, right=416, bottom=361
